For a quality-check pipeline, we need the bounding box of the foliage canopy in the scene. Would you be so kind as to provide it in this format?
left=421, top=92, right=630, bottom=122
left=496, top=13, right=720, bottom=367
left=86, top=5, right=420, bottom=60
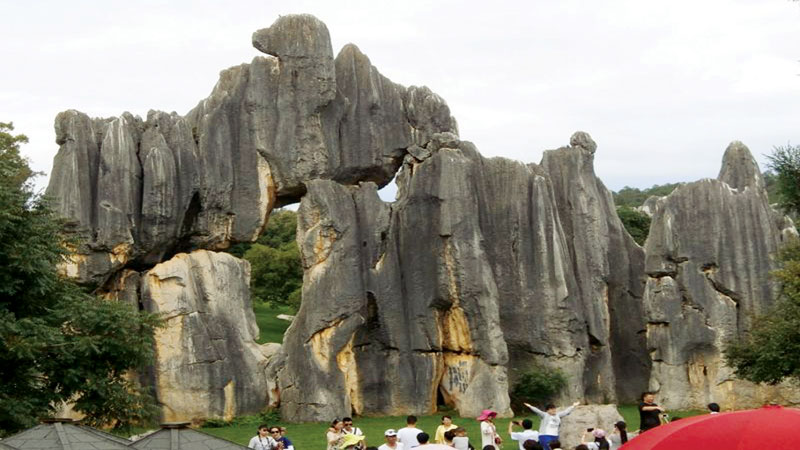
left=0, top=122, right=161, bottom=436
left=229, top=210, right=303, bottom=310
left=510, top=365, right=568, bottom=412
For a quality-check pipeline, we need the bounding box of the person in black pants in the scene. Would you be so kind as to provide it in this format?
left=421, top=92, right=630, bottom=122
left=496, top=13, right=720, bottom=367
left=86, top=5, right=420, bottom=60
left=638, top=392, right=665, bottom=432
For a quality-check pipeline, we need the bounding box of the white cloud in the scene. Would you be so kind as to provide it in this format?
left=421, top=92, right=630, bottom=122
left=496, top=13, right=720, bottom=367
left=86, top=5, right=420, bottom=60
left=1, top=0, right=798, bottom=192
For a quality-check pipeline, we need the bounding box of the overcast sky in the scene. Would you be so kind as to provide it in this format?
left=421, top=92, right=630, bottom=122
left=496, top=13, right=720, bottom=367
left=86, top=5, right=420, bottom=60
left=2, top=0, right=799, bottom=198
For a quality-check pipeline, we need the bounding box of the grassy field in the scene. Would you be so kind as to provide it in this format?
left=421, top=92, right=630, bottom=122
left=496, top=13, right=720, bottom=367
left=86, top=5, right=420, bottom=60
left=198, top=406, right=705, bottom=448
left=253, top=303, right=293, bottom=344
left=208, top=307, right=706, bottom=447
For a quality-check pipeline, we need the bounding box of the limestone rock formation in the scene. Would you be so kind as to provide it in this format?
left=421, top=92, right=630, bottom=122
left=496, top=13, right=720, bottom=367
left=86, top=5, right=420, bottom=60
left=103, top=250, right=270, bottom=422
left=643, top=142, right=797, bottom=409
left=47, top=14, right=455, bottom=286
left=558, top=405, right=624, bottom=449
left=45, top=13, right=798, bottom=423
left=277, top=132, right=653, bottom=420
left=541, top=135, right=649, bottom=403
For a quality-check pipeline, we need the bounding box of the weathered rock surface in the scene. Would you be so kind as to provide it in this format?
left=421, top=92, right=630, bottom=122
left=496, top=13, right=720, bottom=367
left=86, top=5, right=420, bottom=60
left=542, top=134, right=649, bottom=403
left=45, top=13, right=798, bottom=423
left=277, top=132, right=652, bottom=420
left=557, top=404, right=624, bottom=449
left=643, top=142, right=797, bottom=410
left=47, top=14, right=455, bottom=286
left=103, top=250, right=271, bottom=422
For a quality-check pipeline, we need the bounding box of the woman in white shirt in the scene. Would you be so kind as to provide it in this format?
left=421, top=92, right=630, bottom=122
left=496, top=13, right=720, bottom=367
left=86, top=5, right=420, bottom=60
left=478, top=409, right=501, bottom=449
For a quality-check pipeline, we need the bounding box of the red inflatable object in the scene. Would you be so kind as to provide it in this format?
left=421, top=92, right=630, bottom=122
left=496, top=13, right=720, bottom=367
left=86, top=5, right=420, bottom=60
left=621, top=405, right=800, bottom=449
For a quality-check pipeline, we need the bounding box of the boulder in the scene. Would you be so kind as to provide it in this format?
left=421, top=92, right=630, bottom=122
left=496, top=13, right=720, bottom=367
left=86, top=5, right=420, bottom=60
left=139, top=250, right=269, bottom=422
left=557, top=404, right=624, bottom=449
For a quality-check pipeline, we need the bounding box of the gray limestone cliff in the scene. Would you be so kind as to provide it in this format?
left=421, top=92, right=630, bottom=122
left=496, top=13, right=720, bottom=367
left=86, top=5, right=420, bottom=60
left=276, top=132, right=650, bottom=420
left=44, top=13, right=797, bottom=423
left=643, top=142, right=798, bottom=409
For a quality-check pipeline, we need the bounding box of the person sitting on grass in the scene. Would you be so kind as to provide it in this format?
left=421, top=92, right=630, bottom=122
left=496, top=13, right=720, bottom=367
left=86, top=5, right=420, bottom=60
left=509, top=418, right=539, bottom=450
left=524, top=401, right=580, bottom=450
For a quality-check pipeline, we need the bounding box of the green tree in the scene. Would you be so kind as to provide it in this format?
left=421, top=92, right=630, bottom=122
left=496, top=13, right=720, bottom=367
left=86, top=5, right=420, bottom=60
left=229, top=210, right=303, bottom=310
left=613, top=183, right=682, bottom=208
left=509, top=365, right=568, bottom=413
left=725, top=239, right=800, bottom=384
left=766, top=144, right=800, bottom=216
left=0, top=122, right=161, bottom=436
left=616, top=206, right=652, bottom=245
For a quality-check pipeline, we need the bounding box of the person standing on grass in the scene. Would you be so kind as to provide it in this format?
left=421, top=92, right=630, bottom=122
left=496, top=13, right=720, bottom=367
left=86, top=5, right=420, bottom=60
left=638, top=392, right=665, bottom=432
left=523, top=401, right=580, bottom=450
left=452, top=427, right=473, bottom=450
left=249, top=424, right=280, bottom=450
left=328, top=419, right=346, bottom=450
left=478, top=409, right=500, bottom=449
left=398, top=415, right=423, bottom=448
left=379, top=429, right=404, bottom=450
left=508, top=418, right=539, bottom=450
left=343, top=417, right=365, bottom=449
left=435, top=415, right=458, bottom=444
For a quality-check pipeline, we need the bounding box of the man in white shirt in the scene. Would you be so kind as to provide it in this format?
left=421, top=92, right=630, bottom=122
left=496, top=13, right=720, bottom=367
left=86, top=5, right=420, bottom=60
left=379, top=429, right=404, bottom=450
left=248, top=424, right=279, bottom=450
left=397, top=416, right=423, bottom=448
left=342, top=417, right=365, bottom=449
left=508, top=419, right=539, bottom=450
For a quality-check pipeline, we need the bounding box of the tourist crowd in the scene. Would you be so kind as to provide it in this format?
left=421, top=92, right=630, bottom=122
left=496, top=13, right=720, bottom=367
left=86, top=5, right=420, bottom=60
left=249, top=392, right=719, bottom=450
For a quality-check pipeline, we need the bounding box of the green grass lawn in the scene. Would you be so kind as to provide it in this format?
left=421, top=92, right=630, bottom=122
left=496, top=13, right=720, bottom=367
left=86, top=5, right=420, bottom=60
left=198, top=406, right=706, bottom=448
left=253, top=303, right=294, bottom=344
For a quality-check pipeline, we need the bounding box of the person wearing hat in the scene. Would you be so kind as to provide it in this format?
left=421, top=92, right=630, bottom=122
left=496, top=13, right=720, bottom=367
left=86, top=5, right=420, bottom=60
left=379, top=429, right=404, bottom=450
left=340, top=434, right=367, bottom=450
left=477, top=409, right=500, bottom=449
left=580, top=429, right=610, bottom=450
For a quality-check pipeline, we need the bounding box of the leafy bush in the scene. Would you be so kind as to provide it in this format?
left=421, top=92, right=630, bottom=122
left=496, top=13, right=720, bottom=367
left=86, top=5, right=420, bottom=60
left=616, top=206, right=651, bottom=246
left=510, top=365, right=568, bottom=412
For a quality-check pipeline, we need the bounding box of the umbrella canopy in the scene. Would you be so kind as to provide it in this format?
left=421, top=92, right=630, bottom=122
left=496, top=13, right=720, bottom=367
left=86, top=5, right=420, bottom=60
left=622, top=405, right=800, bottom=449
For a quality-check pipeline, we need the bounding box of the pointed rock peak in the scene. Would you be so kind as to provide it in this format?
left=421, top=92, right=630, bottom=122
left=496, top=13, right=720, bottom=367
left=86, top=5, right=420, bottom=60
left=718, top=140, right=764, bottom=191
left=570, top=131, right=597, bottom=154
left=252, top=14, right=333, bottom=61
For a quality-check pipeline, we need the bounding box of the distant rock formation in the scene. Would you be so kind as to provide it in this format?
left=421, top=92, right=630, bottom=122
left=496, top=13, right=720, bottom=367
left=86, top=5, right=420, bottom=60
left=643, top=142, right=798, bottom=409
left=45, top=14, right=796, bottom=422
